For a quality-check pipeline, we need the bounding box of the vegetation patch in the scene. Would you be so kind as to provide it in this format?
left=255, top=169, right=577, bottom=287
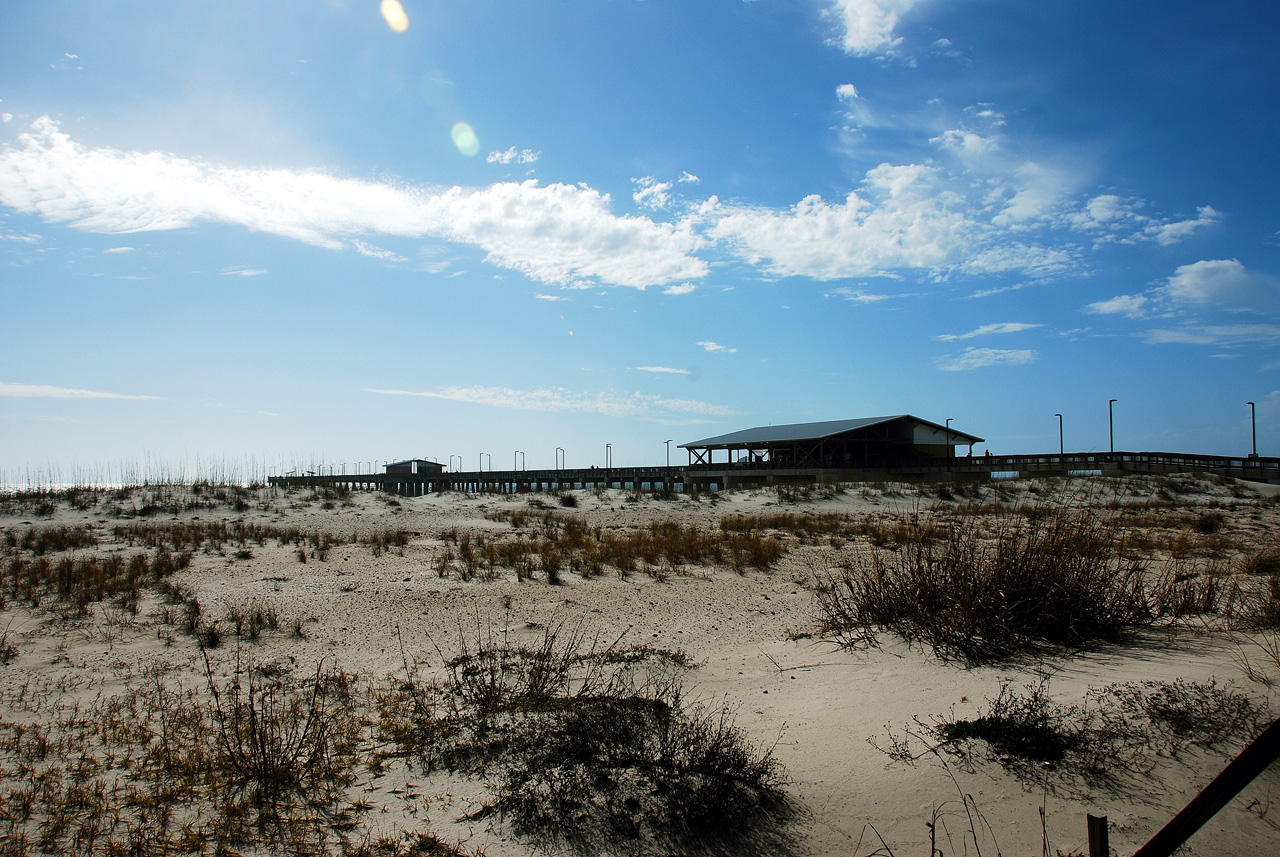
left=377, top=622, right=794, bottom=855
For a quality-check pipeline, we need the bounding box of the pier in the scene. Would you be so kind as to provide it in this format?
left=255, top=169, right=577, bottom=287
left=267, top=450, right=1280, bottom=495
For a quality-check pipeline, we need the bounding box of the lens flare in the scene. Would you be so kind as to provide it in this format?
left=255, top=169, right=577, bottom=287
left=380, top=0, right=409, bottom=33
left=451, top=122, right=480, bottom=157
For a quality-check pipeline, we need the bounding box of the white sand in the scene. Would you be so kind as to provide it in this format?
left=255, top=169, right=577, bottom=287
left=2, top=476, right=1278, bottom=855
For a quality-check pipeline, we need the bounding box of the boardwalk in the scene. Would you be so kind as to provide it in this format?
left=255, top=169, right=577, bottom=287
left=268, top=450, right=1280, bottom=495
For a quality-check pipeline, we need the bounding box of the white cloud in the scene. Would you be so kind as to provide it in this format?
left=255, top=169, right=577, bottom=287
left=366, top=385, right=735, bottom=421
left=103, top=246, right=134, bottom=253
left=708, top=163, right=972, bottom=279
left=930, top=128, right=999, bottom=160
left=0, top=118, right=707, bottom=289
left=1087, top=294, right=1149, bottom=318
left=696, top=341, right=737, bottom=353
left=937, top=347, right=1036, bottom=371
left=1, top=114, right=12, bottom=123
left=636, top=366, right=692, bottom=375
left=664, top=282, right=696, bottom=295
left=535, top=293, right=567, bottom=301
left=222, top=266, right=266, bottom=276
left=826, top=0, right=924, bottom=57
left=1163, top=258, right=1259, bottom=308
left=678, top=172, right=700, bottom=184
left=936, top=322, right=1042, bottom=341
left=487, top=147, right=540, bottom=165
left=0, top=381, right=157, bottom=400
left=632, top=176, right=673, bottom=210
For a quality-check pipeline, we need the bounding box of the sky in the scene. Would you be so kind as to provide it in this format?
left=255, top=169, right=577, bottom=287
left=1, top=0, right=1278, bottom=482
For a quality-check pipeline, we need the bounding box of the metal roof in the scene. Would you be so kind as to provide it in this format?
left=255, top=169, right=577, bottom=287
left=680, top=415, right=983, bottom=448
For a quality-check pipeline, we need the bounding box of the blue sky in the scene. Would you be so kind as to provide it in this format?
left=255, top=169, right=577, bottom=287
left=2, top=0, right=1277, bottom=480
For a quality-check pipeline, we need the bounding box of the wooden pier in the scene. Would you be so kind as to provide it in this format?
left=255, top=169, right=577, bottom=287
left=267, top=450, right=1279, bottom=495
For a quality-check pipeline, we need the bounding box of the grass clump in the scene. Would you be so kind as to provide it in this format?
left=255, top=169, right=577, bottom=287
left=0, top=655, right=369, bottom=855
left=815, top=507, right=1153, bottom=662
left=378, top=621, right=793, bottom=855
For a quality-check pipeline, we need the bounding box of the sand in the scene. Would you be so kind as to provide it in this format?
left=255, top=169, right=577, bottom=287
left=2, top=475, right=1278, bottom=855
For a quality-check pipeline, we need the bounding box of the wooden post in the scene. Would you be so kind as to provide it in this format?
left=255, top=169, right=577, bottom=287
left=1132, top=717, right=1280, bottom=857
left=1087, top=814, right=1108, bottom=857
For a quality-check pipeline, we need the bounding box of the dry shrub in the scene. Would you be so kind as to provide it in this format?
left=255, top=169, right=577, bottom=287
left=815, top=507, right=1152, bottom=662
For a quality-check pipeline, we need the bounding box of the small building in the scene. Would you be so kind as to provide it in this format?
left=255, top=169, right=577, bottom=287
left=385, top=459, right=444, bottom=475
left=680, top=415, right=984, bottom=468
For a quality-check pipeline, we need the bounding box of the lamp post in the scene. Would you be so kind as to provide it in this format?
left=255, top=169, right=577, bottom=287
left=944, top=418, right=953, bottom=456
left=1109, top=399, right=1117, bottom=456
left=605, top=443, right=612, bottom=469
left=479, top=453, right=490, bottom=472
left=515, top=450, right=525, bottom=471
left=555, top=447, right=564, bottom=470
left=1247, top=402, right=1257, bottom=458
left=665, top=439, right=673, bottom=468
left=1055, top=414, right=1063, bottom=456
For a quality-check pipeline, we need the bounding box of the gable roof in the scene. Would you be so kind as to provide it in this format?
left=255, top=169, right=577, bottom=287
left=680, top=415, right=983, bottom=448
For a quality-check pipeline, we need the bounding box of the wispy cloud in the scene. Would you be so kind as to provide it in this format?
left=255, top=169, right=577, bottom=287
left=487, top=147, right=540, bottom=165
left=1143, top=324, right=1280, bottom=347
left=826, top=286, right=893, bottom=303
left=535, top=293, right=567, bottom=301
left=1066, top=196, right=1219, bottom=246
left=366, top=385, right=735, bottom=421
left=353, top=239, right=407, bottom=262
left=636, top=366, right=691, bottom=375
left=0, top=118, right=707, bottom=289
left=936, top=322, right=1042, bottom=341
left=937, top=348, right=1036, bottom=371
left=0, top=381, right=158, bottom=400
left=222, top=266, right=266, bottom=277
left=1087, top=294, right=1149, bottom=318
left=664, top=282, right=696, bottom=295
left=103, top=246, right=133, bottom=253
left=696, top=341, right=737, bottom=353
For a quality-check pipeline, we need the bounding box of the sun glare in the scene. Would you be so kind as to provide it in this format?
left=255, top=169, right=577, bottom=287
left=451, top=121, right=480, bottom=157
left=380, top=0, right=409, bottom=33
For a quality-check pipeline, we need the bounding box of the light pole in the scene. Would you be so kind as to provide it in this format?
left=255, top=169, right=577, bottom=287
left=665, top=439, right=673, bottom=468
left=1109, top=399, right=1117, bottom=456
left=944, top=418, right=953, bottom=456
left=605, top=443, right=612, bottom=469
left=1055, top=414, right=1063, bottom=456
left=479, top=453, right=490, bottom=472
left=1248, top=402, right=1257, bottom=458
left=555, top=447, right=564, bottom=470
left=515, top=450, right=525, bottom=471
